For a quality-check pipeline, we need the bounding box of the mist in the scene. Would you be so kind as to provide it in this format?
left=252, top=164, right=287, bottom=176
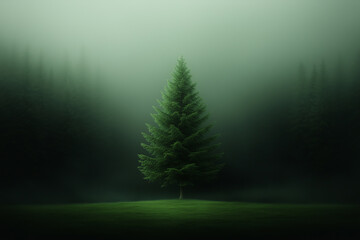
left=1, top=0, right=360, bottom=204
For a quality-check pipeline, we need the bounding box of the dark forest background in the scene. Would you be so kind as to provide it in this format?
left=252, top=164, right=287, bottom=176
left=1, top=43, right=360, bottom=204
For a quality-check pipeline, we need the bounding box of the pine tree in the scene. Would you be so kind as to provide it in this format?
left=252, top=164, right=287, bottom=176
left=306, top=66, right=323, bottom=168
left=291, top=63, right=308, bottom=142
left=138, top=57, right=224, bottom=199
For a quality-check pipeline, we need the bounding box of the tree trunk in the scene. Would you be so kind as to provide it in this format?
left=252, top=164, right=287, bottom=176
left=179, top=186, right=183, bottom=200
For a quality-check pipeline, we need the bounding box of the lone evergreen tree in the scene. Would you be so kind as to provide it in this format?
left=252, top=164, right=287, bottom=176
left=138, top=57, right=223, bottom=199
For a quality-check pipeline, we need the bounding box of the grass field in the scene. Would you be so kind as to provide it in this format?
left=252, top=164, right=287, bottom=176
left=2, top=200, right=360, bottom=239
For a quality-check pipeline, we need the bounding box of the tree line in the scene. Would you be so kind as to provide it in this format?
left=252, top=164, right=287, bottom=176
left=222, top=53, right=360, bottom=197
left=0, top=45, right=128, bottom=198
left=1, top=42, right=359, bottom=202
left=289, top=56, right=360, bottom=176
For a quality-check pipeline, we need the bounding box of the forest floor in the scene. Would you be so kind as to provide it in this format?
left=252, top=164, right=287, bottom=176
left=1, top=200, right=360, bottom=239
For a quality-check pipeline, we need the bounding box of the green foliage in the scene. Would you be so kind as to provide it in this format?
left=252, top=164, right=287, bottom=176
left=138, top=57, right=223, bottom=189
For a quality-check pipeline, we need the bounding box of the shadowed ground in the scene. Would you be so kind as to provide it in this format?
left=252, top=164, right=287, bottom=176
left=1, top=200, right=359, bottom=239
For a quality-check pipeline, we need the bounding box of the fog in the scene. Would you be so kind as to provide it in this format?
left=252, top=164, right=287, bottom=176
left=1, top=0, right=360, bottom=204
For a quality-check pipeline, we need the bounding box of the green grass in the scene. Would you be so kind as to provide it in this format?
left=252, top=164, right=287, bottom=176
left=2, top=200, right=360, bottom=239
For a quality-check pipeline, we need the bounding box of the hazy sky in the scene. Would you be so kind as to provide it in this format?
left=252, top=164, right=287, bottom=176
left=1, top=1, right=359, bottom=101
left=1, top=0, right=359, bottom=107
